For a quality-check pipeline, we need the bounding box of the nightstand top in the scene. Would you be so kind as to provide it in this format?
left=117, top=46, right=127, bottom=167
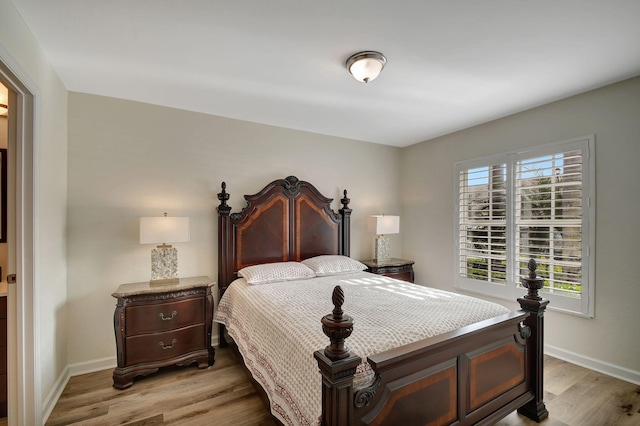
left=360, top=258, right=415, bottom=268
left=112, top=276, right=214, bottom=298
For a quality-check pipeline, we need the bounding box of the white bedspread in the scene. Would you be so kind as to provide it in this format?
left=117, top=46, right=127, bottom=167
left=213, top=272, right=510, bottom=426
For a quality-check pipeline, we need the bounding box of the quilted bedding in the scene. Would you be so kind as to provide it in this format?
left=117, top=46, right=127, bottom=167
left=213, top=272, right=510, bottom=425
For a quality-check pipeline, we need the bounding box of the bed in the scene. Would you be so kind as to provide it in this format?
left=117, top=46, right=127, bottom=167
left=214, top=176, right=548, bottom=426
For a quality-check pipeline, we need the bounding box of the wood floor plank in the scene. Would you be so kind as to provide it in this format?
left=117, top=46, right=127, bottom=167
left=45, top=405, right=110, bottom=426
left=165, top=390, right=273, bottom=426
left=496, top=366, right=640, bottom=426
left=45, top=349, right=275, bottom=426
left=44, top=348, right=639, bottom=426
left=122, top=414, right=164, bottom=426
left=549, top=371, right=640, bottom=426
left=543, top=357, right=593, bottom=396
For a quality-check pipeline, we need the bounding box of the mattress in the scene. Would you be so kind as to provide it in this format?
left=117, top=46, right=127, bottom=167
left=213, top=272, right=510, bottom=426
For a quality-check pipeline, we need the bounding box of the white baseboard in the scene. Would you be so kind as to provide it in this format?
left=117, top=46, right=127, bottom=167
left=68, top=356, right=117, bottom=377
left=546, top=344, right=640, bottom=386
left=41, top=365, right=70, bottom=425
left=41, top=356, right=117, bottom=424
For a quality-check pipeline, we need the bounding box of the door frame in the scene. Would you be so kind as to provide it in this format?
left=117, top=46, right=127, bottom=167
left=0, top=51, right=39, bottom=425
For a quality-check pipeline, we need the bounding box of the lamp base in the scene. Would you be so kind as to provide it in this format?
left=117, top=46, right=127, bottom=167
left=374, top=235, right=390, bottom=261
left=150, top=246, right=179, bottom=282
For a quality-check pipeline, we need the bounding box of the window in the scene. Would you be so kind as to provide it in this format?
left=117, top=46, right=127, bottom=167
left=455, top=136, right=595, bottom=316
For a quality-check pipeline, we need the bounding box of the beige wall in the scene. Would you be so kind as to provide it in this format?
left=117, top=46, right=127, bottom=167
left=0, top=0, right=69, bottom=423
left=66, top=92, right=402, bottom=364
left=400, top=76, right=640, bottom=378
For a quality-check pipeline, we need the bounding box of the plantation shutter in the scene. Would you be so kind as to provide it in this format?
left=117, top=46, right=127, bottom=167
left=455, top=136, right=593, bottom=316
left=458, top=163, right=507, bottom=284
left=515, top=150, right=583, bottom=297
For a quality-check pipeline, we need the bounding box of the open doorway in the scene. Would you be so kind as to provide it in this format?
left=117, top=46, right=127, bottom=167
left=0, top=57, right=37, bottom=426
left=0, top=82, right=7, bottom=421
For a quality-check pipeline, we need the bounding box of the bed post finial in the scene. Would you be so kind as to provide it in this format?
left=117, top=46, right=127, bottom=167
left=218, top=181, right=230, bottom=210
left=341, top=190, right=350, bottom=210
left=321, top=286, right=354, bottom=360
left=315, top=286, right=361, bottom=426
left=522, top=258, right=544, bottom=301
left=517, top=258, right=549, bottom=422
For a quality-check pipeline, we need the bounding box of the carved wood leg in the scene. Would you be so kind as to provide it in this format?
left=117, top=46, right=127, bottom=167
left=207, top=346, right=216, bottom=366
left=314, top=351, right=361, bottom=426
left=219, top=323, right=228, bottom=347
left=112, top=366, right=159, bottom=390
left=517, top=259, right=550, bottom=422
left=516, top=305, right=549, bottom=422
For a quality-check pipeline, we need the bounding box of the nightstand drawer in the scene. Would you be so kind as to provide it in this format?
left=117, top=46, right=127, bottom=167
left=125, top=324, right=206, bottom=365
left=125, top=297, right=204, bottom=336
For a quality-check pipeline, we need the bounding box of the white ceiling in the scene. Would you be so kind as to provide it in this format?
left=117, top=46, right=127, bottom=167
left=9, top=0, right=640, bottom=147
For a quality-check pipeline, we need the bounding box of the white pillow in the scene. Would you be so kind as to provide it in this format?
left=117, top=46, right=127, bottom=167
left=302, top=255, right=367, bottom=276
left=238, top=262, right=316, bottom=284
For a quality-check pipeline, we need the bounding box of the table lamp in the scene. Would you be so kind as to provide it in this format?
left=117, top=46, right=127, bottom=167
left=140, top=213, right=190, bottom=283
left=373, top=215, right=399, bottom=261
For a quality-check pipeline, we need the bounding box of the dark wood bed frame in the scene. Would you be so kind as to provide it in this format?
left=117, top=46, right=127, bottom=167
left=217, top=176, right=548, bottom=426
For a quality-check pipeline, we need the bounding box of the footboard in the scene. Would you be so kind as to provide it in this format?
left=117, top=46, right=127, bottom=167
left=315, top=259, right=549, bottom=426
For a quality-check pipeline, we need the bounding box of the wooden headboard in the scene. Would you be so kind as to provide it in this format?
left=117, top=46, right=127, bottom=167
left=217, top=176, right=352, bottom=297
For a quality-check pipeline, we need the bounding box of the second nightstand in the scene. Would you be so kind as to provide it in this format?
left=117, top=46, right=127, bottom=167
left=361, top=258, right=415, bottom=283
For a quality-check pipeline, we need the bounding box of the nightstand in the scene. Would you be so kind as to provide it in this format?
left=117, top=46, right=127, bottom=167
left=112, top=276, right=215, bottom=389
left=361, top=258, right=415, bottom=283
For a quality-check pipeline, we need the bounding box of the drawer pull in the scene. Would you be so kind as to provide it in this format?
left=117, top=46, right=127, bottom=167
left=159, top=339, right=177, bottom=350
left=158, top=311, right=178, bottom=321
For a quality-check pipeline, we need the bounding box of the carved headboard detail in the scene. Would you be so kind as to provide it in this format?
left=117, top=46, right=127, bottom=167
left=217, top=176, right=351, bottom=297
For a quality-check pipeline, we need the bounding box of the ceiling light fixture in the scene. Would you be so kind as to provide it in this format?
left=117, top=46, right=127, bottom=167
left=346, top=51, right=387, bottom=83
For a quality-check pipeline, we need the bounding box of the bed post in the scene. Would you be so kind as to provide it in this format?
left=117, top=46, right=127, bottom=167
left=314, top=286, right=360, bottom=426
left=340, top=190, right=351, bottom=257
left=217, top=182, right=232, bottom=347
left=517, top=258, right=550, bottom=422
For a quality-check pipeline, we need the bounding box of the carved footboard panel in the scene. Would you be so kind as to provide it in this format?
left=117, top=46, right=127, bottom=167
left=315, top=308, right=533, bottom=426
left=354, top=312, right=531, bottom=425
left=316, top=259, right=549, bottom=426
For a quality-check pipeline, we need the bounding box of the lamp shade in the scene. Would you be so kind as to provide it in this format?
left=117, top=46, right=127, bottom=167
left=374, top=215, right=400, bottom=235
left=140, top=216, right=190, bottom=244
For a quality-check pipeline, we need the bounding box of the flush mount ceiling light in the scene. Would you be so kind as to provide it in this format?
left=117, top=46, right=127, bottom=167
left=346, top=51, right=387, bottom=83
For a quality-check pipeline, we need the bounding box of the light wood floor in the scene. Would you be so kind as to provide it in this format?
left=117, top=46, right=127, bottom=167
left=43, top=348, right=639, bottom=426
